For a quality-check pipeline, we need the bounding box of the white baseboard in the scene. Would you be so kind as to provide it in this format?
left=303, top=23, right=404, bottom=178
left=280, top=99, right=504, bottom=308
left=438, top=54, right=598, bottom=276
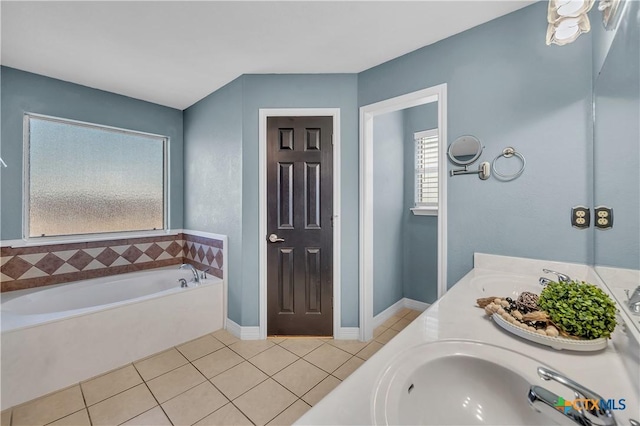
left=228, top=297, right=430, bottom=341
left=403, top=298, right=430, bottom=312
left=335, top=327, right=360, bottom=340
left=226, top=318, right=261, bottom=340
left=228, top=320, right=360, bottom=341
left=225, top=318, right=241, bottom=338
left=373, top=298, right=430, bottom=329
left=372, top=298, right=406, bottom=329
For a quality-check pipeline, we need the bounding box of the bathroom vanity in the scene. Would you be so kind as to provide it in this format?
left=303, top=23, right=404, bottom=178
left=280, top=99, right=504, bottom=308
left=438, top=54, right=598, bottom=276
left=296, top=254, right=640, bottom=425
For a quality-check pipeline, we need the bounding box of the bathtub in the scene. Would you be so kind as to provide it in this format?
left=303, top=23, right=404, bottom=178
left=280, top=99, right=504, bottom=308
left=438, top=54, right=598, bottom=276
left=1, top=267, right=224, bottom=410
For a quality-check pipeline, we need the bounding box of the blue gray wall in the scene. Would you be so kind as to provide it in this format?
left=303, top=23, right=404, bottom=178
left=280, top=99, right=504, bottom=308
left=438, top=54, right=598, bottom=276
left=373, top=110, right=405, bottom=315
left=183, top=77, right=244, bottom=324
left=359, top=2, right=593, bottom=287
left=185, top=2, right=596, bottom=325
left=184, top=74, right=359, bottom=327
left=372, top=103, right=440, bottom=315
left=592, top=0, right=640, bottom=269
left=0, top=66, right=184, bottom=239
left=240, top=74, right=359, bottom=327
left=590, top=6, right=623, bottom=78
left=403, top=103, right=439, bottom=304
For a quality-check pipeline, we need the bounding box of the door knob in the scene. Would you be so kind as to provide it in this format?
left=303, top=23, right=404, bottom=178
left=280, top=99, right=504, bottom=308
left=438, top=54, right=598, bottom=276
left=268, top=233, right=285, bottom=243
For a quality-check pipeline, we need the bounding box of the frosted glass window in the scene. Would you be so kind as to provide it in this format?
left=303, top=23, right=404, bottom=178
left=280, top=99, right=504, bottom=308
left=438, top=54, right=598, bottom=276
left=26, top=115, right=166, bottom=238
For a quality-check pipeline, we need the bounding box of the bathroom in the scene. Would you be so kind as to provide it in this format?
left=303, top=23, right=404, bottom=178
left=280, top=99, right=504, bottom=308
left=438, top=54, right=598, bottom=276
left=1, top=0, right=639, bottom=425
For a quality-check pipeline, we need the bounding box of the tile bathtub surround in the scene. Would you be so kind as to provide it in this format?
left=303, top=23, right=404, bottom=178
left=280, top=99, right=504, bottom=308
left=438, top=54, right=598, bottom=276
left=4, top=309, right=421, bottom=426
left=182, top=234, right=223, bottom=278
left=0, top=233, right=223, bottom=292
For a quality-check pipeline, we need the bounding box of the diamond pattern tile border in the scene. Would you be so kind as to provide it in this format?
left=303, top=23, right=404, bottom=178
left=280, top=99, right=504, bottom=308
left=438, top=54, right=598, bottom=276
left=95, top=248, right=119, bottom=267
left=68, top=250, right=96, bottom=270
left=34, top=253, right=66, bottom=275
left=1, top=256, right=32, bottom=280
left=1, top=233, right=224, bottom=292
left=145, top=243, right=164, bottom=260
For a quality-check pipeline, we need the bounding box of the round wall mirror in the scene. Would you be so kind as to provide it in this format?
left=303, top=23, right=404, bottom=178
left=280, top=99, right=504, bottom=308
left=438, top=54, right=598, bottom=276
left=448, top=135, right=483, bottom=166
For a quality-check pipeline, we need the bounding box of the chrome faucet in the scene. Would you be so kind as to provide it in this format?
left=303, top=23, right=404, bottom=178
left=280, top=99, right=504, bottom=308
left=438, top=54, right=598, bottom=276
left=625, top=286, right=640, bottom=315
left=201, top=267, right=210, bottom=280
left=179, top=263, right=200, bottom=286
left=539, top=277, right=553, bottom=286
left=528, top=367, right=616, bottom=426
left=539, top=268, right=572, bottom=286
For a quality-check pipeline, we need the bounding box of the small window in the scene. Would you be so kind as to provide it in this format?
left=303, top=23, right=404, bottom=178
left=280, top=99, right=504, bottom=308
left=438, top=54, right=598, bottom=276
left=413, top=129, right=439, bottom=216
left=24, top=114, right=167, bottom=238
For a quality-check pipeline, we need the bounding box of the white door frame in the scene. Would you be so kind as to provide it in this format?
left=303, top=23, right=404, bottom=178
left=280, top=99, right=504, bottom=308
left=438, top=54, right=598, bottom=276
left=359, top=84, right=448, bottom=341
left=258, top=108, right=341, bottom=340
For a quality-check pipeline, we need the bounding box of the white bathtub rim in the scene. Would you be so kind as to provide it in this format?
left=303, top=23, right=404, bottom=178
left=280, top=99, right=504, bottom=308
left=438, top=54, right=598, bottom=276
left=1, top=274, right=223, bottom=334
left=1, top=266, right=187, bottom=301
left=3, top=269, right=179, bottom=314
left=2, top=266, right=212, bottom=314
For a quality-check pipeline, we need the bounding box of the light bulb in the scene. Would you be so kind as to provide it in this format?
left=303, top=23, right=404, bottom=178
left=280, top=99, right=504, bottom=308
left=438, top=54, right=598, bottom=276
left=557, top=0, right=589, bottom=16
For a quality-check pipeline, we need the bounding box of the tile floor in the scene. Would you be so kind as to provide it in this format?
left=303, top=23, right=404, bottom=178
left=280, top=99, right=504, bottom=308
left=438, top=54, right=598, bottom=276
left=2, top=309, right=421, bottom=426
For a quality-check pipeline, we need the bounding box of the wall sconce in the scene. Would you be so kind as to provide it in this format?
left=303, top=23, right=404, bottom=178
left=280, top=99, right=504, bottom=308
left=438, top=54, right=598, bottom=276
left=598, top=0, right=623, bottom=30
left=546, top=0, right=595, bottom=46
left=546, top=0, right=625, bottom=45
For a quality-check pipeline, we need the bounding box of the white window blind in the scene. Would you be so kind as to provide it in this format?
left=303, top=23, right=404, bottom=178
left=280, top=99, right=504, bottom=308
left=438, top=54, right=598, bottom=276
left=414, top=129, right=439, bottom=210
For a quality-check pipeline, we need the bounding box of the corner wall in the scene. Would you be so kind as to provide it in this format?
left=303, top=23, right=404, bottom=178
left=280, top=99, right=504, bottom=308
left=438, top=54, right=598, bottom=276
left=372, top=110, right=405, bottom=315
left=591, top=0, right=640, bottom=269
left=359, top=2, right=593, bottom=286
left=183, top=77, right=243, bottom=324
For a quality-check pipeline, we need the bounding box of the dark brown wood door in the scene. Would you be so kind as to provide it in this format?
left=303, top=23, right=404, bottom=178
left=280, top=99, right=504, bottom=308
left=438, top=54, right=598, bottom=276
left=267, top=116, right=333, bottom=336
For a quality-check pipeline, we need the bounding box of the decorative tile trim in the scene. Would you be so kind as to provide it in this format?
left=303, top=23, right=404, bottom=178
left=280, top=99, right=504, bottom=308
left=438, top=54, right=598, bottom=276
left=0, top=233, right=224, bottom=292
left=181, top=233, right=224, bottom=249
left=1, top=259, right=182, bottom=292
left=0, top=234, right=179, bottom=256
left=181, top=233, right=224, bottom=279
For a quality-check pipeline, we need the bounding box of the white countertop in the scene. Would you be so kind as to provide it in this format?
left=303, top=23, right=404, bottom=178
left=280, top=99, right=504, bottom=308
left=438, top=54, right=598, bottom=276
left=296, top=256, right=640, bottom=425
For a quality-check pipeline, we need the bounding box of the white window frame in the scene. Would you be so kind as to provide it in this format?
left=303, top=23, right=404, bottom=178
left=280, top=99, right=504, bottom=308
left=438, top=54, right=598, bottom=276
left=22, top=113, right=170, bottom=242
left=411, top=128, right=439, bottom=216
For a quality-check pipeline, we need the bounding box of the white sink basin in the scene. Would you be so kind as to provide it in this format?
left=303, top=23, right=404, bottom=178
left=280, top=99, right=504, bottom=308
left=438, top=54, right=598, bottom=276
left=472, top=275, right=542, bottom=299
left=372, top=340, right=554, bottom=425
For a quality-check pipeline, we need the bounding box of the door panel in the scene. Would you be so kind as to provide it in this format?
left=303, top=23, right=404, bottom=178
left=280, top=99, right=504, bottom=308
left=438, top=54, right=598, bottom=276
left=278, top=163, right=294, bottom=229
left=267, top=116, right=333, bottom=336
left=278, top=248, right=294, bottom=313
left=305, top=163, right=321, bottom=229
left=305, top=248, right=321, bottom=313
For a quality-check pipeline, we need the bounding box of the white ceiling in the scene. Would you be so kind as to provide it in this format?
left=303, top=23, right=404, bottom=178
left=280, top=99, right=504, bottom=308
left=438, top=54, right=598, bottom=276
left=1, top=1, right=536, bottom=110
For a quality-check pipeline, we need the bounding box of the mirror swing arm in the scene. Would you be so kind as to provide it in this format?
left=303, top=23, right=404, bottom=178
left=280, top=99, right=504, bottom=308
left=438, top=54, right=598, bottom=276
left=450, top=162, right=491, bottom=179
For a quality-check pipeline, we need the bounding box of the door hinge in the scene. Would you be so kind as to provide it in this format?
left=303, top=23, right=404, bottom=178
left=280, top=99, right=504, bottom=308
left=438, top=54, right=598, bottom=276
left=331, top=133, right=334, bottom=145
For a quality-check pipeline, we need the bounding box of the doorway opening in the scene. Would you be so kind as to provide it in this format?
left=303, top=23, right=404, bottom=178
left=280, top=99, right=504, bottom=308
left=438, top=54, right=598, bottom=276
left=359, top=85, right=448, bottom=341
